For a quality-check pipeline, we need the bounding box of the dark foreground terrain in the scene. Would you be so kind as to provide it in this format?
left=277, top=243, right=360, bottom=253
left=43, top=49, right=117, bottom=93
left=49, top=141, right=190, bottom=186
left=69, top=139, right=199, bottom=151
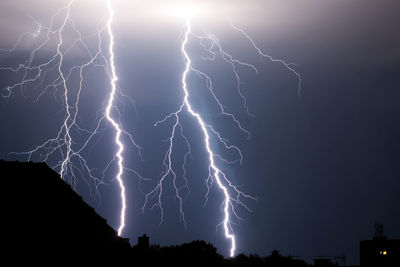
left=0, top=160, right=340, bottom=266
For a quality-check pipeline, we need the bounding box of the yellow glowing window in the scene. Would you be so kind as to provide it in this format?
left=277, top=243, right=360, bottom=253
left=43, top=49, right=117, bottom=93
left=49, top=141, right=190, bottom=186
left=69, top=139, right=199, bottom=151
left=379, top=250, right=388, bottom=255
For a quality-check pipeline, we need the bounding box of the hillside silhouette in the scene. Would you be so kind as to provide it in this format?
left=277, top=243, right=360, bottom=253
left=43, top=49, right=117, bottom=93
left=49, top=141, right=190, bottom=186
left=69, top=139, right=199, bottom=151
left=1, top=160, right=314, bottom=266
left=0, top=160, right=131, bottom=262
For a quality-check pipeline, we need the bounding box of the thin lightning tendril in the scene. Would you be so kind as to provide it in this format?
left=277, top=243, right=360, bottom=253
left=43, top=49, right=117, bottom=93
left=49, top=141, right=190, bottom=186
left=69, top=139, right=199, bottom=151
left=228, top=19, right=302, bottom=96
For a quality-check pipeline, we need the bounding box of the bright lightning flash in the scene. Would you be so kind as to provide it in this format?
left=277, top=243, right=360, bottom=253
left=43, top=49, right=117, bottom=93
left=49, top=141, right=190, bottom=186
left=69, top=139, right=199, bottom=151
left=143, top=6, right=301, bottom=257
left=143, top=16, right=257, bottom=257
left=105, top=0, right=126, bottom=236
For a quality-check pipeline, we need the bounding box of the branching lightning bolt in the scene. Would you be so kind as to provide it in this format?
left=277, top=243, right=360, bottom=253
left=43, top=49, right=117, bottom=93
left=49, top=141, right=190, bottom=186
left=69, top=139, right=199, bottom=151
left=142, top=17, right=262, bottom=257
left=0, top=0, right=144, bottom=237
left=142, top=15, right=301, bottom=257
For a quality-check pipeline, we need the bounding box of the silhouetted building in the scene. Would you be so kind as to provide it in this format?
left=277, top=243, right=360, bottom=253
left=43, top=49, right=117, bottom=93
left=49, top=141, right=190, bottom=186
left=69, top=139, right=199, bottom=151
left=360, top=222, right=400, bottom=266
left=138, top=234, right=149, bottom=249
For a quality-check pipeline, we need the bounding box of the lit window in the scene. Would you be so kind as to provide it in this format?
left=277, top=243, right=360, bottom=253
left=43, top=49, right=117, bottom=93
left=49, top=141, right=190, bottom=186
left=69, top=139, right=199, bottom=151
left=379, top=250, right=388, bottom=255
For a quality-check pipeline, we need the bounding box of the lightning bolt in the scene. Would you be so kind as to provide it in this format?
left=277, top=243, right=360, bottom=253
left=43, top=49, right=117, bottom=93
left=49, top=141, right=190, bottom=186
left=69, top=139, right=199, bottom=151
left=142, top=17, right=260, bottom=257
left=1, top=0, right=143, bottom=237
left=143, top=15, right=301, bottom=257
left=182, top=19, right=256, bottom=257
left=105, top=0, right=126, bottom=236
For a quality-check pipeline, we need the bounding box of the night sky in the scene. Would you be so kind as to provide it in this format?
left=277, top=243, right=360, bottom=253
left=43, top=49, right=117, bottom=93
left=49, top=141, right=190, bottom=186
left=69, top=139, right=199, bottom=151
left=1, top=0, right=399, bottom=265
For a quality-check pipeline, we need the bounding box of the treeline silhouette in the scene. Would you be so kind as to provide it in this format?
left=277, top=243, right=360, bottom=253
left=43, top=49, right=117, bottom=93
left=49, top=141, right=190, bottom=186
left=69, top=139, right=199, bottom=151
left=132, top=241, right=313, bottom=266
left=0, top=160, right=335, bottom=266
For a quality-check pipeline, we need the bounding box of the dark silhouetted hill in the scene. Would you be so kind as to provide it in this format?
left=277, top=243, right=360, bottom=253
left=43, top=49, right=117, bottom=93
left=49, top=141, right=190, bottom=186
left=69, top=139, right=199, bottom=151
left=0, top=160, right=130, bottom=263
